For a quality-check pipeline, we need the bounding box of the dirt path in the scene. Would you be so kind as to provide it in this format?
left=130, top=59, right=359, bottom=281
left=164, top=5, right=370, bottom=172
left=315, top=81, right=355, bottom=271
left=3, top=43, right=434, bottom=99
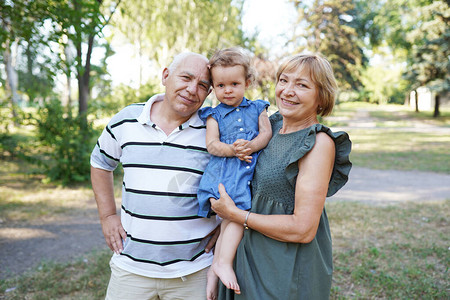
left=329, top=167, right=450, bottom=205
left=0, top=209, right=108, bottom=280
left=1, top=107, right=449, bottom=280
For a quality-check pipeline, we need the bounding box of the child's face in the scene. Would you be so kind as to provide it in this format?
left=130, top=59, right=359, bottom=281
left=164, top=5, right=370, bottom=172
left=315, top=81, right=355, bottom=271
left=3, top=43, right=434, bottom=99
left=211, top=65, right=249, bottom=107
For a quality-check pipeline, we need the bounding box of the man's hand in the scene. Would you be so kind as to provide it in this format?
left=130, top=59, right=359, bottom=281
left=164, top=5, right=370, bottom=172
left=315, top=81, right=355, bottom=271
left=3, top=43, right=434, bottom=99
left=100, top=214, right=127, bottom=254
left=204, top=223, right=220, bottom=253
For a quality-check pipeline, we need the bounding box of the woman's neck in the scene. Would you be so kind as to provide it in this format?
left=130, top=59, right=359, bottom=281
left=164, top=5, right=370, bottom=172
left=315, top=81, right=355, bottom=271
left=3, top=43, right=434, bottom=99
left=279, top=115, right=318, bottom=134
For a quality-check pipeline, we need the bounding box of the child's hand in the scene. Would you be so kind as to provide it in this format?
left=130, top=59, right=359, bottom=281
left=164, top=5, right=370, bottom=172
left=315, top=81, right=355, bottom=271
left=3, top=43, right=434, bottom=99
left=233, top=139, right=252, bottom=163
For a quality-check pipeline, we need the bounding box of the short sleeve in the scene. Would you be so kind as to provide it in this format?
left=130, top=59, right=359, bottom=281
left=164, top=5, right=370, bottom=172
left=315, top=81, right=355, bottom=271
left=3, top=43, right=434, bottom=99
left=253, top=99, right=270, bottom=115
left=198, top=106, right=218, bottom=122
left=285, top=124, right=352, bottom=197
left=90, top=124, right=121, bottom=171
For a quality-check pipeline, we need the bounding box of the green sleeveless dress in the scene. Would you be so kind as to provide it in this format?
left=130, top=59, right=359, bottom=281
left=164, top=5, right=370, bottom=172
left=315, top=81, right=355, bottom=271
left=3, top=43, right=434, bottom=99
left=218, top=112, right=352, bottom=300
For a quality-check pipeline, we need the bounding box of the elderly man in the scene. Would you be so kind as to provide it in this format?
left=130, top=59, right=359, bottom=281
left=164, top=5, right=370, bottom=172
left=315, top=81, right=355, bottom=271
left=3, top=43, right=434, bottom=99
left=91, top=52, right=220, bottom=299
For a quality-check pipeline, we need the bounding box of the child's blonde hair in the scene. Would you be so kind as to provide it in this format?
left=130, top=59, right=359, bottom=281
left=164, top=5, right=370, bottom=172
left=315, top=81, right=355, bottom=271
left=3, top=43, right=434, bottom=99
left=209, top=47, right=255, bottom=85
left=276, top=53, right=337, bottom=117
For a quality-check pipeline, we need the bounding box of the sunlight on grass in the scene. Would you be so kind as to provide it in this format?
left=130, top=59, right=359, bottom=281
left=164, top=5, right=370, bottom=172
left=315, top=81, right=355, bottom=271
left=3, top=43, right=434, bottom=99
left=331, top=102, right=450, bottom=128
left=0, top=160, right=123, bottom=222
left=348, top=129, right=450, bottom=173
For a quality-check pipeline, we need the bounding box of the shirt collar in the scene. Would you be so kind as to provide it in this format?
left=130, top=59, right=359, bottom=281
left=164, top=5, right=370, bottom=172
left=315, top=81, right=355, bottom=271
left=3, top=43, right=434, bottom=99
left=136, top=93, right=205, bottom=130
left=216, top=97, right=250, bottom=118
left=136, top=93, right=164, bottom=125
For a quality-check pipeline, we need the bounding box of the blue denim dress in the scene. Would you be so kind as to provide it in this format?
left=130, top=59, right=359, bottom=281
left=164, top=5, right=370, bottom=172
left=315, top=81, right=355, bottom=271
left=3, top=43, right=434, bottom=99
left=197, top=98, right=270, bottom=217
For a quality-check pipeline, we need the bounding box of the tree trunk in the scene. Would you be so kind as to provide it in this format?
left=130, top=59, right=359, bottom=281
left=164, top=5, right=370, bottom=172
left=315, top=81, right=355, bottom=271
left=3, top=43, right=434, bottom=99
left=4, top=39, right=19, bottom=126
left=78, top=34, right=94, bottom=118
left=433, top=94, right=440, bottom=118
left=414, top=89, right=419, bottom=113
left=63, top=36, right=72, bottom=110
left=404, top=92, right=410, bottom=106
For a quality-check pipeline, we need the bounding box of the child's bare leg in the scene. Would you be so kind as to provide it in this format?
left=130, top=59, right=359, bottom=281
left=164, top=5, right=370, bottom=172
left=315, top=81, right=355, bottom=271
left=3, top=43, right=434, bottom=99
left=206, top=266, right=219, bottom=300
left=206, top=219, right=225, bottom=300
left=212, top=219, right=244, bottom=294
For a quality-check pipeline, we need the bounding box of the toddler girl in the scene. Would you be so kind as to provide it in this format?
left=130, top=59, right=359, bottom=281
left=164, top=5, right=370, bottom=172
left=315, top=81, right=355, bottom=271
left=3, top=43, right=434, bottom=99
left=197, top=47, right=272, bottom=299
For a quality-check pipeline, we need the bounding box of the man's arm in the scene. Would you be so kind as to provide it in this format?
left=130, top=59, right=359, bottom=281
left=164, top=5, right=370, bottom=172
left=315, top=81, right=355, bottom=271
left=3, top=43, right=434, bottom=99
left=91, top=166, right=127, bottom=254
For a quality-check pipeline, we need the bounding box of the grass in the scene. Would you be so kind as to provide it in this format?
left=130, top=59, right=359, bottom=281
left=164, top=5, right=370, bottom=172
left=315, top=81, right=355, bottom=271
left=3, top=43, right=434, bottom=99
left=324, top=102, right=450, bottom=173
left=1, top=102, right=449, bottom=299
left=328, top=200, right=449, bottom=299
left=0, top=250, right=112, bottom=300
left=346, top=129, right=450, bottom=173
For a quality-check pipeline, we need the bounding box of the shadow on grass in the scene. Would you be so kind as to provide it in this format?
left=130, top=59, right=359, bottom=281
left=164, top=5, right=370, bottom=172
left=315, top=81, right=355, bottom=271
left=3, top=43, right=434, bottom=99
left=328, top=200, right=449, bottom=299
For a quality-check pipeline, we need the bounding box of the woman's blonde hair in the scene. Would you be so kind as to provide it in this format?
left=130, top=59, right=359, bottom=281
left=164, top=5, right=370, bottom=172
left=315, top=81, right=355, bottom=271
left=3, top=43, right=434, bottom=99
left=209, top=47, right=256, bottom=85
left=276, top=53, right=337, bottom=117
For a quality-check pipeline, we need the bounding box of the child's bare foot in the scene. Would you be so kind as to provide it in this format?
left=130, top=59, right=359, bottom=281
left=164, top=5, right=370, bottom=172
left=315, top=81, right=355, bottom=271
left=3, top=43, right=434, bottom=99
left=206, top=267, right=219, bottom=300
left=212, top=262, right=241, bottom=294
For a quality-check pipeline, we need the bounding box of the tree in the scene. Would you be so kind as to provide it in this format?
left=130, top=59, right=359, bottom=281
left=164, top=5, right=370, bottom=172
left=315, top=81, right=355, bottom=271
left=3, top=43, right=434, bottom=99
left=370, top=0, right=449, bottom=115
left=0, top=0, right=46, bottom=124
left=289, top=0, right=366, bottom=91
left=112, top=0, right=248, bottom=72
left=406, top=0, right=449, bottom=117
left=48, top=0, right=121, bottom=123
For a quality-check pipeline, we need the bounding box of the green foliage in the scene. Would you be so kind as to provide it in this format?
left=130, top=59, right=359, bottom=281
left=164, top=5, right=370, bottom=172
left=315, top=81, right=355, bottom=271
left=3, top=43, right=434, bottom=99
left=360, top=62, right=409, bottom=104
left=113, top=0, right=248, bottom=69
left=290, top=0, right=366, bottom=91
left=405, top=0, right=450, bottom=93
left=90, top=79, right=161, bottom=118
left=372, top=0, right=449, bottom=110
left=35, top=99, right=99, bottom=185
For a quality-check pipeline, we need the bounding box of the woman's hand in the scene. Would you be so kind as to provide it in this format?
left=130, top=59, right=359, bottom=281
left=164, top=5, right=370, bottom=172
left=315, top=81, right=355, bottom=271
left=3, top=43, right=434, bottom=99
left=210, top=183, right=239, bottom=220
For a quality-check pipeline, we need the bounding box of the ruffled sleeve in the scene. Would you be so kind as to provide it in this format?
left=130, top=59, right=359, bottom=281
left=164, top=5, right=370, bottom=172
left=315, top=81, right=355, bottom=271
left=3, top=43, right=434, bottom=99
left=198, top=106, right=217, bottom=122
left=253, top=99, right=271, bottom=115
left=285, top=124, right=352, bottom=197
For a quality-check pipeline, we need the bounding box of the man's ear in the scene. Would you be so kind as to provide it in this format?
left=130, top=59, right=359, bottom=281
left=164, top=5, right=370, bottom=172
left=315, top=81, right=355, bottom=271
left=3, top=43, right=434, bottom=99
left=161, top=68, right=169, bottom=86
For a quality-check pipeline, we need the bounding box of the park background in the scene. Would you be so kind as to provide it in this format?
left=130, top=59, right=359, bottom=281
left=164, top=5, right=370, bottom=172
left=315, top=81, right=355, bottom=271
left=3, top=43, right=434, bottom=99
left=0, top=0, right=449, bottom=299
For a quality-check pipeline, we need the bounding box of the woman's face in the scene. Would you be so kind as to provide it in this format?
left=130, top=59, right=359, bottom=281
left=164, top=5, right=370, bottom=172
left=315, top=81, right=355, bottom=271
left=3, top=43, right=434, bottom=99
left=275, top=68, right=319, bottom=121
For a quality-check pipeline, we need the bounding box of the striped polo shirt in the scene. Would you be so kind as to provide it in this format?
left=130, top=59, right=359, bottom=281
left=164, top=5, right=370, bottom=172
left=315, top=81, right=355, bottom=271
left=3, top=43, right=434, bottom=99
left=90, top=93, right=220, bottom=278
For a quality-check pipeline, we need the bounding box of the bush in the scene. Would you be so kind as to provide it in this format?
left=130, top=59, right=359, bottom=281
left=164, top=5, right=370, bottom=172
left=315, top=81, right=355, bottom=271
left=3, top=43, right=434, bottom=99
left=35, top=99, right=99, bottom=185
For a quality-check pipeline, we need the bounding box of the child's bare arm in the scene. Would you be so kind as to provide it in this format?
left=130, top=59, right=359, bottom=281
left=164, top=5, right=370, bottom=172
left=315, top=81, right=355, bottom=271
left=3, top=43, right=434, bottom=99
left=244, top=110, right=272, bottom=153
left=205, top=116, right=235, bottom=157
left=233, top=110, right=272, bottom=162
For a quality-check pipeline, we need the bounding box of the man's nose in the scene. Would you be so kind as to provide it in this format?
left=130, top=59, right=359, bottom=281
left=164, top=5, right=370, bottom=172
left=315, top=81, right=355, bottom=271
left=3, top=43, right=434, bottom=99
left=186, top=81, right=198, bottom=95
